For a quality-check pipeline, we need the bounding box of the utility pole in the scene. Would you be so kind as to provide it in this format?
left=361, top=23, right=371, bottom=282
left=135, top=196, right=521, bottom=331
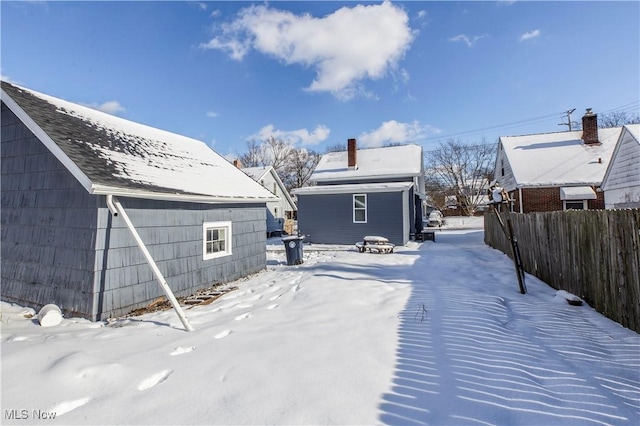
left=558, top=108, right=578, bottom=131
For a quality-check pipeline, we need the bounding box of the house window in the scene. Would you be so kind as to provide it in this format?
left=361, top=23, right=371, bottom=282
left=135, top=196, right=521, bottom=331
left=353, top=194, right=367, bottom=223
left=501, top=159, right=505, bottom=177
left=273, top=183, right=277, bottom=195
left=203, top=221, right=232, bottom=260
left=564, top=200, right=587, bottom=210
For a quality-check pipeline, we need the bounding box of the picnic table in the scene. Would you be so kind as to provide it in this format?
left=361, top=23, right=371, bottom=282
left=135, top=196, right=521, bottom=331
left=355, top=235, right=395, bottom=253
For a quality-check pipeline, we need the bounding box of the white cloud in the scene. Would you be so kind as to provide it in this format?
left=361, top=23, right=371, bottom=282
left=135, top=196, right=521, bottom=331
left=201, top=1, right=415, bottom=100
left=357, top=120, right=440, bottom=148
left=206, top=111, right=219, bottom=118
left=248, top=124, right=331, bottom=146
left=449, top=34, right=487, bottom=48
left=520, top=29, right=540, bottom=41
left=82, top=100, right=126, bottom=115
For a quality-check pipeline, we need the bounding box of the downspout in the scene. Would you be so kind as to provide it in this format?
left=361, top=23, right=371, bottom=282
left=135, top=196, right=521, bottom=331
left=518, top=187, right=523, bottom=213
left=106, top=195, right=193, bottom=332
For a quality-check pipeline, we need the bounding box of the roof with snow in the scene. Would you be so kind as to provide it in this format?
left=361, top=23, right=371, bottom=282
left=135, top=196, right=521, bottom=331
left=241, top=165, right=297, bottom=208
left=241, top=166, right=273, bottom=182
left=499, top=127, right=621, bottom=187
left=310, top=144, right=423, bottom=183
left=1, top=81, right=277, bottom=203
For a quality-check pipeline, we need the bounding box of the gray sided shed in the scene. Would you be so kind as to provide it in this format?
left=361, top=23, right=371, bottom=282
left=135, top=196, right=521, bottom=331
left=1, top=82, right=276, bottom=320
left=294, top=182, right=415, bottom=246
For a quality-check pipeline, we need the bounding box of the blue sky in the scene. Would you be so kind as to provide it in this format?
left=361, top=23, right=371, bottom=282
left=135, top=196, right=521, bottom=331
left=2, top=1, right=639, bottom=158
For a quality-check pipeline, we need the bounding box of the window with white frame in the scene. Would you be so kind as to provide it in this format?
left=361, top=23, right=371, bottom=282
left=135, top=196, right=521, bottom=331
left=203, top=221, right=232, bottom=260
left=353, top=194, right=367, bottom=223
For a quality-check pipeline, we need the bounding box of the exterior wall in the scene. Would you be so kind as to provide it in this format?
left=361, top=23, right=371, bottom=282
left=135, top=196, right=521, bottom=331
left=515, top=186, right=605, bottom=213
left=94, top=197, right=267, bottom=320
left=494, top=142, right=517, bottom=191
left=297, top=191, right=406, bottom=245
left=256, top=171, right=296, bottom=233
left=602, top=131, right=640, bottom=208
left=1, top=101, right=269, bottom=321
left=1, top=102, right=99, bottom=317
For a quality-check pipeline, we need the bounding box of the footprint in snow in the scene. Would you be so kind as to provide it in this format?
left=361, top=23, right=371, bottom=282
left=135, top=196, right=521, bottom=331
left=49, top=397, right=91, bottom=416
left=215, top=330, right=232, bottom=339
left=235, top=312, right=251, bottom=321
left=291, top=284, right=300, bottom=292
left=170, top=346, right=196, bottom=356
left=270, top=294, right=282, bottom=301
left=267, top=304, right=279, bottom=310
left=137, top=370, right=172, bottom=391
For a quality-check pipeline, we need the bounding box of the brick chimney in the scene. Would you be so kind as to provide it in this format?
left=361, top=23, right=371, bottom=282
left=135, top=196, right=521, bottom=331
left=347, top=138, right=357, bottom=170
left=581, top=108, right=600, bottom=145
left=233, top=159, right=242, bottom=168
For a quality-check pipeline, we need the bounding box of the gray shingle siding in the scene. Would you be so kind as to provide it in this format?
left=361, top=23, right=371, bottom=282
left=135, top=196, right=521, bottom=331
left=297, top=191, right=406, bottom=245
left=1, top=101, right=268, bottom=321
left=2, top=101, right=98, bottom=317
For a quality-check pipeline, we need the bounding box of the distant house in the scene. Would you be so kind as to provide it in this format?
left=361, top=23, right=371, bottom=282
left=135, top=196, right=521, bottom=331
left=292, top=139, right=425, bottom=245
left=494, top=109, right=621, bottom=212
left=1, top=81, right=277, bottom=321
left=240, top=165, right=297, bottom=236
left=601, top=124, right=640, bottom=209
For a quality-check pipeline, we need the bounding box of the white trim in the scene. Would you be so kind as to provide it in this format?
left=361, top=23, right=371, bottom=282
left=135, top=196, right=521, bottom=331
left=293, top=182, right=413, bottom=196
left=91, top=185, right=274, bottom=204
left=203, top=221, right=233, bottom=260
left=353, top=194, right=367, bottom=223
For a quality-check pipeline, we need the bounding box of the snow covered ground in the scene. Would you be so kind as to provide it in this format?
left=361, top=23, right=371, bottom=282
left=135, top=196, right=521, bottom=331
left=2, top=226, right=639, bottom=425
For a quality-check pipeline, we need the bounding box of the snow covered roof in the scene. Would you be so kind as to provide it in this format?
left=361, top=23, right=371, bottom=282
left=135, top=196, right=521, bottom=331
left=292, top=181, right=413, bottom=196
left=311, top=144, right=423, bottom=183
left=623, top=123, right=640, bottom=143
left=241, top=166, right=272, bottom=182
left=1, top=81, right=277, bottom=203
left=241, top=165, right=297, bottom=209
left=499, top=127, right=621, bottom=187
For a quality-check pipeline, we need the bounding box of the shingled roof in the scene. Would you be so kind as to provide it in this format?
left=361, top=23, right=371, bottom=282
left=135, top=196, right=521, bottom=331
left=1, top=81, right=277, bottom=203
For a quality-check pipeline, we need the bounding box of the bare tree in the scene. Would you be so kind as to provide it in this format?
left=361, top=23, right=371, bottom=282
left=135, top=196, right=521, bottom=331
left=425, top=138, right=496, bottom=216
left=238, top=136, right=293, bottom=173
left=237, top=136, right=320, bottom=191
left=598, top=111, right=640, bottom=128
left=238, top=140, right=266, bottom=168
left=282, top=148, right=321, bottom=191
left=324, top=142, right=346, bottom=153
left=263, top=136, right=293, bottom=174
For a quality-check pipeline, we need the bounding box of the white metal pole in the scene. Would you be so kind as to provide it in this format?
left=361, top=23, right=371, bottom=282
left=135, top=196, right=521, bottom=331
left=107, top=195, right=193, bottom=331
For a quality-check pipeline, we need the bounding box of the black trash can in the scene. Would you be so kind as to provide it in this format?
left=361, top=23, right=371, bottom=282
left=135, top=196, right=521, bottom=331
left=282, top=236, right=304, bottom=265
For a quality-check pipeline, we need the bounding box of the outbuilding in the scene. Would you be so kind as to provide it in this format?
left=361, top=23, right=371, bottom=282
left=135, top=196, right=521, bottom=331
left=1, top=81, right=277, bottom=320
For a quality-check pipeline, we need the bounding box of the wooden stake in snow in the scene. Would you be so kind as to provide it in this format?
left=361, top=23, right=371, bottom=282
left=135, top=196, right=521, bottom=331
left=106, top=195, right=193, bottom=332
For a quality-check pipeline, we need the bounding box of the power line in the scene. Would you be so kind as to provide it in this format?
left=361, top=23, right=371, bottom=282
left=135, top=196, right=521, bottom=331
left=425, top=101, right=639, bottom=145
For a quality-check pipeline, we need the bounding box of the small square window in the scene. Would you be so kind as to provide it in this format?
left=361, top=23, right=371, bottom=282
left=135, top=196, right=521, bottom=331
left=203, top=221, right=232, bottom=260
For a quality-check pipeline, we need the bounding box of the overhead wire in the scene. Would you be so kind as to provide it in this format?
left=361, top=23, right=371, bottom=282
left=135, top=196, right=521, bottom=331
left=424, top=101, right=639, bottom=147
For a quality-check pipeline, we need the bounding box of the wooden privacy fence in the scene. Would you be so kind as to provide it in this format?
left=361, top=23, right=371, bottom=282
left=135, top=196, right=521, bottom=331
left=484, top=209, right=640, bottom=333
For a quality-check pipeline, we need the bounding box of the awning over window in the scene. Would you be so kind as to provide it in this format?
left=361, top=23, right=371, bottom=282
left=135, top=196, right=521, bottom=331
left=560, top=186, right=597, bottom=200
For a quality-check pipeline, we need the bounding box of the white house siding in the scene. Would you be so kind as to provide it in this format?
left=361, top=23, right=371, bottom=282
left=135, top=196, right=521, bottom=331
left=494, top=142, right=517, bottom=191
left=602, top=126, right=640, bottom=209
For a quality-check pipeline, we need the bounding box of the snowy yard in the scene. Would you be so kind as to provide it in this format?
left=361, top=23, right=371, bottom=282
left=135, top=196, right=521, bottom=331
left=1, top=226, right=639, bottom=425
